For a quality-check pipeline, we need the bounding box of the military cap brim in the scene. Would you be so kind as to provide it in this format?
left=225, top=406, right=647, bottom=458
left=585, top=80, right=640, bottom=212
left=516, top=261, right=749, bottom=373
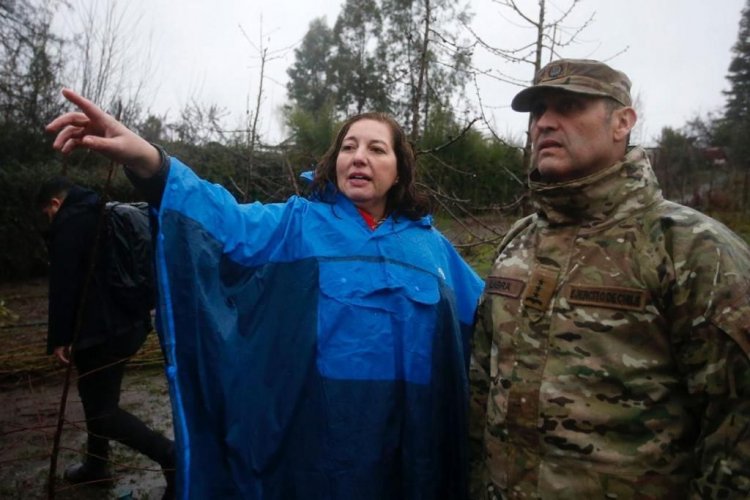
left=511, top=83, right=622, bottom=112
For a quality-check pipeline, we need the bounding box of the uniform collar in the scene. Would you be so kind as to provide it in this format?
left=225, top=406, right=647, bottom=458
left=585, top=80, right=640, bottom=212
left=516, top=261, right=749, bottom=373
left=530, top=147, right=663, bottom=228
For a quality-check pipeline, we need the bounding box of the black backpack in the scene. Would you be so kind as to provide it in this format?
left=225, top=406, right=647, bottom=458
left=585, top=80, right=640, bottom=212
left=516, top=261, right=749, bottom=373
left=103, top=202, right=156, bottom=316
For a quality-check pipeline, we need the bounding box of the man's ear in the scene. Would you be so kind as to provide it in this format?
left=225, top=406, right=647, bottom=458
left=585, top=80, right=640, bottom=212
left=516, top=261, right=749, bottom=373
left=42, top=197, right=63, bottom=222
left=612, top=106, right=637, bottom=142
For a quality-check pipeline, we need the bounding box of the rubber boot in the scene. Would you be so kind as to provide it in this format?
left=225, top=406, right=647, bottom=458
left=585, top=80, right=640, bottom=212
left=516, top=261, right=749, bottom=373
left=63, top=460, right=113, bottom=486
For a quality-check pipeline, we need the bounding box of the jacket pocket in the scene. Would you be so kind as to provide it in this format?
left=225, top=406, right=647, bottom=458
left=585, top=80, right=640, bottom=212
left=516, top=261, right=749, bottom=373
left=316, top=258, right=441, bottom=384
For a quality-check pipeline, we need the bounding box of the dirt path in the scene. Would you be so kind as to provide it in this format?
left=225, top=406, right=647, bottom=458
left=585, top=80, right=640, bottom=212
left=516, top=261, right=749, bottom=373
left=0, top=279, right=173, bottom=499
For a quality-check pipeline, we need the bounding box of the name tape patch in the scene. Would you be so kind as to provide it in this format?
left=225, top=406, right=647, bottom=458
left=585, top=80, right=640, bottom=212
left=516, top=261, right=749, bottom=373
left=486, top=277, right=525, bottom=298
left=567, top=285, right=647, bottom=312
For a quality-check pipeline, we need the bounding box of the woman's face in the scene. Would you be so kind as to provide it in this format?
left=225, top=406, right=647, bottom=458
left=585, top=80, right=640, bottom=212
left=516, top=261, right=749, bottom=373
left=335, top=119, right=398, bottom=220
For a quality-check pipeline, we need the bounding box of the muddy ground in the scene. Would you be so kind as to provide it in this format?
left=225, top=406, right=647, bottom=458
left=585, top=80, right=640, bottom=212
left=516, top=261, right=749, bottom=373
left=0, top=278, right=174, bottom=499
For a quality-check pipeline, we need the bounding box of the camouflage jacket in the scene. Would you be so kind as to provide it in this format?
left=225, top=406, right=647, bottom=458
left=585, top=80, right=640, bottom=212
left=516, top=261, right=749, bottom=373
left=470, top=147, right=750, bottom=499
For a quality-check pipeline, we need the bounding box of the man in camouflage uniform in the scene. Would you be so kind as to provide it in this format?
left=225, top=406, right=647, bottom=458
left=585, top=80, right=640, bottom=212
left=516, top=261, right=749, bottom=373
left=470, top=59, right=750, bottom=499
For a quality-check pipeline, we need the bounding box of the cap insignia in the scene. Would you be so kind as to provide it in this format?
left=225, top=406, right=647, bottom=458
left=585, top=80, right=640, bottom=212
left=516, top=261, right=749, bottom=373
left=548, top=64, right=563, bottom=78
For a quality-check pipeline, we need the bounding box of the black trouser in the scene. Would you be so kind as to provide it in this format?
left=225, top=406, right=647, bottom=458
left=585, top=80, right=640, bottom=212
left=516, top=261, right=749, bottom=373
left=74, top=327, right=174, bottom=469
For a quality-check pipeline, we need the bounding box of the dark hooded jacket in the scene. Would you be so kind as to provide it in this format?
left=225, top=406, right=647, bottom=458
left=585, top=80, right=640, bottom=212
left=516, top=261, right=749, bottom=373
left=45, top=186, right=149, bottom=354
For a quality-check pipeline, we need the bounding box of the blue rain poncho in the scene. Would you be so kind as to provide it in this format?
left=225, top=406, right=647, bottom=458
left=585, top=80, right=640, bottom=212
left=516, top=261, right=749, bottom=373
left=154, top=159, right=484, bottom=499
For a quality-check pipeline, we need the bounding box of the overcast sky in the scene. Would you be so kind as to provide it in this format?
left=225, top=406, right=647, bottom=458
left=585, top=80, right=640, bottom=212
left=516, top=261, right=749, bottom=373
left=62, top=0, right=746, bottom=146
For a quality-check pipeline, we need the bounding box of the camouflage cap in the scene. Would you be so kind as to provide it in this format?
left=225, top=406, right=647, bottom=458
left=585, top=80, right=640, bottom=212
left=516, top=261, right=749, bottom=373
left=511, top=59, right=632, bottom=112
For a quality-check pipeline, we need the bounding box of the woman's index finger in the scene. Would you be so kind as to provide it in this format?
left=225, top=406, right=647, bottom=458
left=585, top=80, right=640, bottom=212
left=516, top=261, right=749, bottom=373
left=61, top=88, right=108, bottom=121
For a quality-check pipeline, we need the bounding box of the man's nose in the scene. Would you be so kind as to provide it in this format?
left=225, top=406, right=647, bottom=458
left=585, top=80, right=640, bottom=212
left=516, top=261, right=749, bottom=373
left=533, top=108, right=558, bottom=131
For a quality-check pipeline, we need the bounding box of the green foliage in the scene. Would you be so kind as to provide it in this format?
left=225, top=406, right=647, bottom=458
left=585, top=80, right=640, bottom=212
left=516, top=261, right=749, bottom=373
left=379, top=0, right=473, bottom=137
left=166, top=141, right=239, bottom=185
left=164, top=139, right=299, bottom=203
left=283, top=103, right=339, bottom=166
left=652, top=127, right=712, bottom=203
left=721, top=0, right=750, bottom=210
left=138, top=114, right=166, bottom=143
left=725, top=0, right=750, bottom=126
left=460, top=242, right=497, bottom=279
left=286, top=18, right=337, bottom=115
left=0, top=0, right=66, bottom=165
left=331, top=0, right=389, bottom=116
left=0, top=154, right=151, bottom=282
left=419, top=107, right=525, bottom=208
left=0, top=161, right=60, bottom=281
left=286, top=0, right=473, bottom=142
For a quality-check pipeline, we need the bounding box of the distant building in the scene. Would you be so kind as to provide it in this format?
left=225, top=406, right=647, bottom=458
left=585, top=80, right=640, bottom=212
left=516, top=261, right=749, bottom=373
left=701, top=147, right=728, bottom=167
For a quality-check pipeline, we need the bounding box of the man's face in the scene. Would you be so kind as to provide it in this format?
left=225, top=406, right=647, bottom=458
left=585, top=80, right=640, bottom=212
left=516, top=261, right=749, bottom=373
left=529, top=91, right=625, bottom=182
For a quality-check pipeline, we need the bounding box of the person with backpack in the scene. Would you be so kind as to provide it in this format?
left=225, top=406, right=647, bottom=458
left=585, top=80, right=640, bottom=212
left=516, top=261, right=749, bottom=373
left=36, top=177, right=175, bottom=497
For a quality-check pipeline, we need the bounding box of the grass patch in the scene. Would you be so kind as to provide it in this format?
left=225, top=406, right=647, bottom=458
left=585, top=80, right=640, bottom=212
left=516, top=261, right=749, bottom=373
left=433, top=213, right=514, bottom=279
left=459, top=243, right=497, bottom=279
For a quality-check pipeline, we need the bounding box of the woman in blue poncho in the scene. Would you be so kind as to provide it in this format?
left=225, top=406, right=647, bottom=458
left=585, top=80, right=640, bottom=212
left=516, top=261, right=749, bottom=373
left=47, top=89, right=484, bottom=500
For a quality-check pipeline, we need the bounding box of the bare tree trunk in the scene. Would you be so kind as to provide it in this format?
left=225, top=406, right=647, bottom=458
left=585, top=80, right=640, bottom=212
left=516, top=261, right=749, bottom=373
left=245, top=45, right=267, bottom=201
left=238, top=19, right=280, bottom=201
left=535, top=0, right=545, bottom=73
left=679, top=165, right=687, bottom=203
left=522, top=0, right=545, bottom=173
left=744, top=164, right=750, bottom=213
left=411, top=0, right=431, bottom=142
left=663, top=155, right=674, bottom=200
left=423, top=67, right=430, bottom=135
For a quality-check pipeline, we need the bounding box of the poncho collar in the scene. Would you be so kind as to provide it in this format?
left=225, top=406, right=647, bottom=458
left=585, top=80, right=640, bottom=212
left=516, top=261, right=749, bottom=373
left=529, top=147, right=663, bottom=228
left=333, top=191, right=434, bottom=231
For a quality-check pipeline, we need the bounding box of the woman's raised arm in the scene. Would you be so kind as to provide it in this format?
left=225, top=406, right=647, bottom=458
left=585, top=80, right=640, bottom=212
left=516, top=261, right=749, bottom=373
left=46, top=88, right=161, bottom=178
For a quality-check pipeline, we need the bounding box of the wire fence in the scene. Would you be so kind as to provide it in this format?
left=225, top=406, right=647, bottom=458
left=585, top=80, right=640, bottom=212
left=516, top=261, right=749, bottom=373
left=0, top=279, right=174, bottom=499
